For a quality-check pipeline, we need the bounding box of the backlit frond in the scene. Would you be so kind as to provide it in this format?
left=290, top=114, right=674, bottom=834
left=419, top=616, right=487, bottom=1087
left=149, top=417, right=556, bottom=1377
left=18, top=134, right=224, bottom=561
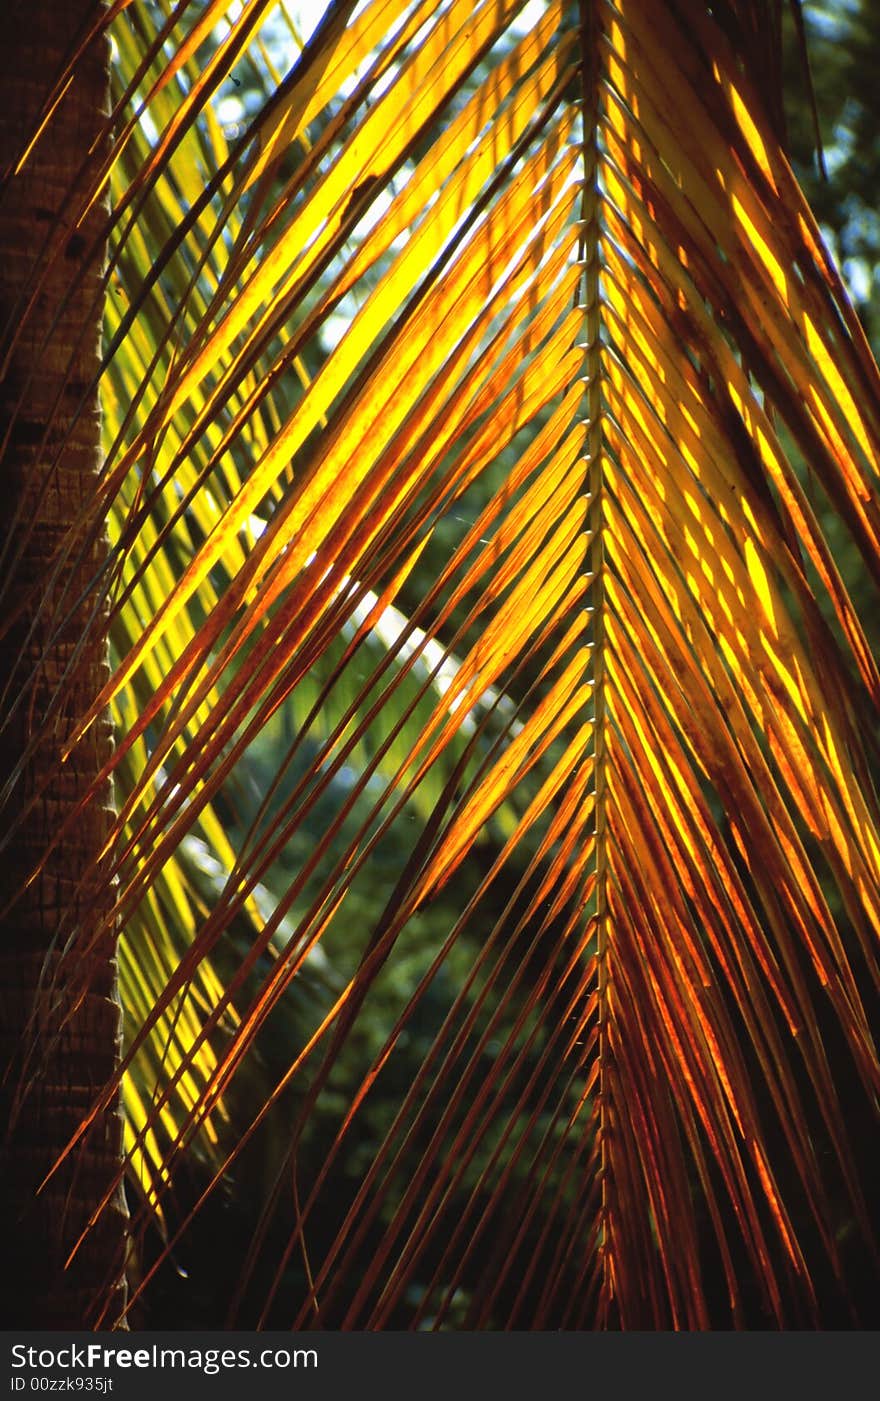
left=5, top=0, right=879, bottom=1327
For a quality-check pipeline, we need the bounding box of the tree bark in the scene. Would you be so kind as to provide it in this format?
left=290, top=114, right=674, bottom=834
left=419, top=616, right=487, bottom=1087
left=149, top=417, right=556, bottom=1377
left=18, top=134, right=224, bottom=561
left=0, top=0, right=127, bottom=1327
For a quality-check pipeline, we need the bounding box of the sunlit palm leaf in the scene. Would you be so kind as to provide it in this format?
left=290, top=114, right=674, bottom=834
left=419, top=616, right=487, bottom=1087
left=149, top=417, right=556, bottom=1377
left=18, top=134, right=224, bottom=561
left=8, top=0, right=880, bottom=1327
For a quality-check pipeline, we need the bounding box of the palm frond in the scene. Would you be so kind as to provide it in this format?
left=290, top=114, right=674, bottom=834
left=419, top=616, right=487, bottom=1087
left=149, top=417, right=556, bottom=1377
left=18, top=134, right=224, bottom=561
left=4, top=0, right=879, bottom=1327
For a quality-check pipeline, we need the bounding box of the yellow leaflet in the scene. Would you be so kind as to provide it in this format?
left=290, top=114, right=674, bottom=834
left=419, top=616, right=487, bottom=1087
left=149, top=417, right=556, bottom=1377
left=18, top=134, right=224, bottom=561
left=723, top=77, right=777, bottom=191
left=438, top=394, right=586, bottom=618
left=802, top=313, right=879, bottom=479
left=329, top=236, right=583, bottom=568
left=742, top=538, right=778, bottom=639
left=620, top=446, right=811, bottom=740
left=614, top=535, right=838, bottom=982
left=171, top=0, right=529, bottom=418
left=604, top=274, right=666, bottom=385
left=423, top=719, right=594, bottom=911
left=97, top=138, right=576, bottom=713
left=731, top=194, right=787, bottom=303
left=437, top=509, right=588, bottom=728
left=611, top=614, right=805, bottom=1037
left=607, top=452, right=745, bottom=695
left=419, top=651, right=592, bottom=887
left=606, top=253, right=878, bottom=711
left=242, top=191, right=579, bottom=621
left=609, top=665, right=705, bottom=889
left=608, top=185, right=870, bottom=690
left=245, top=169, right=580, bottom=635
left=605, top=16, right=633, bottom=101
left=218, top=138, right=576, bottom=570
left=122, top=1082, right=169, bottom=1212
left=601, top=159, right=646, bottom=251
left=600, top=13, right=733, bottom=244
left=118, top=9, right=243, bottom=217
left=244, top=0, right=427, bottom=192
left=419, top=534, right=588, bottom=778
left=608, top=750, right=743, bottom=1127
left=481, top=437, right=585, bottom=603
left=108, top=270, right=585, bottom=818
left=332, top=11, right=571, bottom=304
left=457, top=262, right=582, bottom=433
left=249, top=142, right=576, bottom=549
left=603, top=120, right=862, bottom=558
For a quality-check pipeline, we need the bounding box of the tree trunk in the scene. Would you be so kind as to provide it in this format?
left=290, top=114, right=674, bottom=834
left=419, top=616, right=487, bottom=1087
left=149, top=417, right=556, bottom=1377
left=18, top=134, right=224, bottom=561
left=0, top=0, right=127, bottom=1327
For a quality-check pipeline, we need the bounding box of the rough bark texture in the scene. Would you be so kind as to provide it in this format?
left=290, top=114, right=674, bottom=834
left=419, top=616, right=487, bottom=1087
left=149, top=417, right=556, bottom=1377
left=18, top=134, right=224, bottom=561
left=0, top=0, right=128, bottom=1327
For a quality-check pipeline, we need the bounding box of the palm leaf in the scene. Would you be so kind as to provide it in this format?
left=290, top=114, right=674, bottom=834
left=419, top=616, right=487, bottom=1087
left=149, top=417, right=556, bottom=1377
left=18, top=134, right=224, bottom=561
left=5, top=0, right=880, bottom=1327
